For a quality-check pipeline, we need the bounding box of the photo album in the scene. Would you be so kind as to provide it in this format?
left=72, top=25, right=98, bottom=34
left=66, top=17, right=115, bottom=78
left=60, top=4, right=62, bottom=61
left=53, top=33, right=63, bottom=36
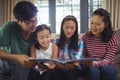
left=29, top=58, right=100, bottom=65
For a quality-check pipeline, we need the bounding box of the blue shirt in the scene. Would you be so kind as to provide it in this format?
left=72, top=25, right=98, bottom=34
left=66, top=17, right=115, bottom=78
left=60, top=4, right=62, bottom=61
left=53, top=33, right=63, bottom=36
left=54, top=39, right=84, bottom=61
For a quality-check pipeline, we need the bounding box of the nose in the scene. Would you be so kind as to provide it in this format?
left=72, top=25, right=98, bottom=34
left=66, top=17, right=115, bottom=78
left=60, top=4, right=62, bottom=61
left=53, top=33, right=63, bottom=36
left=91, top=24, right=97, bottom=29
left=43, top=37, right=48, bottom=42
left=68, top=28, right=72, bottom=33
left=33, top=20, right=38, bottom=26
left=31, top=21, right=37, bottom=28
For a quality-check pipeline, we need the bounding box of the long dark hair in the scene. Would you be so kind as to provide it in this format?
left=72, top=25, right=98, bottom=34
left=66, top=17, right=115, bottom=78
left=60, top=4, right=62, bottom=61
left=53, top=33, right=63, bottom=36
left=90, top=8, right=113, bottom=43
left=57, top=15, right=78, bottom=51
left=34, top=24, right=51, bottom=49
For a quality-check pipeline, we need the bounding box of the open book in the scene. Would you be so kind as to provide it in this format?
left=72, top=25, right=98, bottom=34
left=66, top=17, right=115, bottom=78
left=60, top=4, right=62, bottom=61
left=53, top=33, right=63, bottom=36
left=29, top=58, right=100, bottom=65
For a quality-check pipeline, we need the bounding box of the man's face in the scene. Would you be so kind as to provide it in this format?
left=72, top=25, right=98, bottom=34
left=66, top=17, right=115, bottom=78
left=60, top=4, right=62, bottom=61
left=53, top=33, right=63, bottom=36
left=19, top=16, right=38, bottom=33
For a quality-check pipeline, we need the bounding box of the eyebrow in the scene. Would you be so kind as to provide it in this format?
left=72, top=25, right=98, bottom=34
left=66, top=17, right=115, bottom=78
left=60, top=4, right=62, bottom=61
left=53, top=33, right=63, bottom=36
left=27, top=17, right=37, bottom=21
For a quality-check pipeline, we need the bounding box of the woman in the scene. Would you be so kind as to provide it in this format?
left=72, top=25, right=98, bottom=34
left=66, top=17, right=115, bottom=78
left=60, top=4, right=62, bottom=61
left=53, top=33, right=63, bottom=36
left=82, top=8, right=118, bottom=80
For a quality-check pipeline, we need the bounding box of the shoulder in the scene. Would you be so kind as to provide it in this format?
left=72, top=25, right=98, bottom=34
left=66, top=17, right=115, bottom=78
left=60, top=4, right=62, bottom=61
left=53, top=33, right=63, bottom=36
left=53, top=38, right=60, bottom=44
left=108, top=33, right=118, bottom=46
left=82, top=31, right=93, bottom=42
left=52, top=43, right=58, bottom=53
left=52, top=43, right=58, bottom=49
left=0, top=21, right=19, bottom=30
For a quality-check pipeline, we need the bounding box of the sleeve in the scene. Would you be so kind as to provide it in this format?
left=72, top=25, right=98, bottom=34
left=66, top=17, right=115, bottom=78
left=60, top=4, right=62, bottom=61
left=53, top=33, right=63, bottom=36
left=0, top=22, right=11, bottom=46
left=95, top=35, right=118, bottom=67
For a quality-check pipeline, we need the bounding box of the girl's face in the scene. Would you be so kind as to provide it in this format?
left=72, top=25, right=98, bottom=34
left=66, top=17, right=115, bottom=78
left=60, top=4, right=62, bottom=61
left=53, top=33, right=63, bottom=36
left=90, top=15, right=106, bottom=37
left=63, top=20, right=76, bottom=40
left=36, top=29, right=51, bottom=50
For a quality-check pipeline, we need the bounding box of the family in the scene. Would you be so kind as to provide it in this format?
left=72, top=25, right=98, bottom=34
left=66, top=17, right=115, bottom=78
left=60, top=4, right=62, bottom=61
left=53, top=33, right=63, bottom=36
left=0, top=1, right=120, bottom=80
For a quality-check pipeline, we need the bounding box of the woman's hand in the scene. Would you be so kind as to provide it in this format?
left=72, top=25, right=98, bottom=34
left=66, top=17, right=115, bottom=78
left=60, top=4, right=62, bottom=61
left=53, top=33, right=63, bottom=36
left=38, top=63, right=48, bottom=70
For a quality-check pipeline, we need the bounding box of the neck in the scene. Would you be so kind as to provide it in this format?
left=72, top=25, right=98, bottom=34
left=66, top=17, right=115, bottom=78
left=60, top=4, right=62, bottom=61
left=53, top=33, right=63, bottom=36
left=65, top=38, right=70, bottom=43
left=40, top=46, right=49, bottom=51
left=21, top=30, right=31, bottom=40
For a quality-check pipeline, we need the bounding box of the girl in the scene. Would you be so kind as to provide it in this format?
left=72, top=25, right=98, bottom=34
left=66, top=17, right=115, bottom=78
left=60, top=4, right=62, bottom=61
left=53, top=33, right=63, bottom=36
left=52, top=15, right=84, bottom=80
left=29, top=24, right=58, bottom=80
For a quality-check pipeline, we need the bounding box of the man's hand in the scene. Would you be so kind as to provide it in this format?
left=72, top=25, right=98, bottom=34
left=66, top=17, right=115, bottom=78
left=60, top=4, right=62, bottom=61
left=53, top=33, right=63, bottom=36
left=15, top=55, right=37, bottom=67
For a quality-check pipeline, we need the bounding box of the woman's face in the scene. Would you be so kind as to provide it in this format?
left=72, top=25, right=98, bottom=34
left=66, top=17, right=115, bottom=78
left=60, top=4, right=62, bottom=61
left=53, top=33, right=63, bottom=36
left=90, top=15, right=106, bottom=37
left=36, top=29, right=51, bottom=50
left=63, top=20, right=76, bottom=39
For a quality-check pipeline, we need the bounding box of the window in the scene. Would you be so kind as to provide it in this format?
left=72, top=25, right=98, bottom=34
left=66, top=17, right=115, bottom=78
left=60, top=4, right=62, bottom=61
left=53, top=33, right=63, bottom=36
left=88, top=0, right=102, bottom=27
left=35, top=0, right=49, bottom=25
left=35, top=0, right=102, bottom=34
left=56, top=0, right=80, bottom=34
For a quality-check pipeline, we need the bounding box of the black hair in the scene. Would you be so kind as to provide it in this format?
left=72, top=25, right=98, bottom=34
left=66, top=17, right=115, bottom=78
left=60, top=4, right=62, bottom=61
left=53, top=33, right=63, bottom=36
left=57, top=15, right=78, bottom=51
left=13, top=1, right=38, bottom=21
left=34, top=24, right=51, bottom=49
left=90, top=8, right=113, bottom=43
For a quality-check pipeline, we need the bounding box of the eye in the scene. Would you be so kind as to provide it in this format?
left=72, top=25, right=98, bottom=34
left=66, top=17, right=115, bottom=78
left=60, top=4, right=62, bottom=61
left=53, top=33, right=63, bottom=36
left=24, top=21, right=31, bottom=25
left=71, top=27, right=75, bottom=30
left=90, top=22, right=93, bottom=24
left=64, top=26, right=69, bottom=29
left=96, top=24, right=100, bottom=26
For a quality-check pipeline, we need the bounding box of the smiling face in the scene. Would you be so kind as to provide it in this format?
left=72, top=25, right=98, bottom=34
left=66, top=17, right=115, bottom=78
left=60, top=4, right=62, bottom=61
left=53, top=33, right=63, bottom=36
left=36, top=29, right=51, bottom=50
left=63, top=20, right=76, bottom=40
left=90, top=15, right=106, bottom=37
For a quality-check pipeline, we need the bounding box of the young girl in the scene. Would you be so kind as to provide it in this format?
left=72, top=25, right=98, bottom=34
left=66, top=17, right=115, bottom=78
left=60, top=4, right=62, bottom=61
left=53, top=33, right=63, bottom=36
left=52, top=15, right=84, bottom=80
left=29, top=24, right=58, bottom=80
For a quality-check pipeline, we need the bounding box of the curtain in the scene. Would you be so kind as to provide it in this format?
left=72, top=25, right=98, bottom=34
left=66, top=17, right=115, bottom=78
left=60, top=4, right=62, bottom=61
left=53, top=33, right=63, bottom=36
left=102, top=0, right=120, bottom=30
left=3, top=0, right=35, bottom=22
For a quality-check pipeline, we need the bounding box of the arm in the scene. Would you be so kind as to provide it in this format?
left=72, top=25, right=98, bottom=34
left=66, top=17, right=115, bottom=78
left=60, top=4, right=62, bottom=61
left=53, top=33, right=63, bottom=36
left=30, top=44, right=47, bottom=69
left=0, top=22, right=30, bottom=67
left=51, top=44, right=58, bottom=59
left=30, top=44, right=36, bottom=58
left=47, top=44, right=58, bottom=70
left=94, top=35, right=118, bottom=67
left=0, top=49, right=27, bottom=62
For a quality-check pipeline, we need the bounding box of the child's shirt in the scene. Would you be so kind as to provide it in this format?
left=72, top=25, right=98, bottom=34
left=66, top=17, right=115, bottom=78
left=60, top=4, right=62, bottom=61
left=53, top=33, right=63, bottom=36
left=36, top=42, right=52, bottom=59
left=55, top=39, right=84, bottom=61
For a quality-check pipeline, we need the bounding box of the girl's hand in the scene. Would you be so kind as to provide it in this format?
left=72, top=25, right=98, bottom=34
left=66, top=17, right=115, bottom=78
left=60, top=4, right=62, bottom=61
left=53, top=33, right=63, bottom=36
left=38, top=63, right=48, bottom=70
left=47, top=63, right=56, bottom=70
left=55, top=62, right=66, bottom=69
left=64, top=63, right=76, bottom=70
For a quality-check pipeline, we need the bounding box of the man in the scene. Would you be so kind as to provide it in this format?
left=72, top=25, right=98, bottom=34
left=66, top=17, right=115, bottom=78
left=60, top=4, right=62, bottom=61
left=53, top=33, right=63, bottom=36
left=0, top=1, right=38, bottom=80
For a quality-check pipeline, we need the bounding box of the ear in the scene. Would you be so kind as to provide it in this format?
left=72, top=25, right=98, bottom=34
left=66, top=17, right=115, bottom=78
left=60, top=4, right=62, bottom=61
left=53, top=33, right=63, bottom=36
left=17, top=20, right=23, bottom=25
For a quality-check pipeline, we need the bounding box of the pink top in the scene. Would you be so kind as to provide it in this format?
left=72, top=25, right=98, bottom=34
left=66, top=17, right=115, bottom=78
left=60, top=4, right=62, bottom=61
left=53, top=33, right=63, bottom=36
left=82, top=32, right=118, bottom=67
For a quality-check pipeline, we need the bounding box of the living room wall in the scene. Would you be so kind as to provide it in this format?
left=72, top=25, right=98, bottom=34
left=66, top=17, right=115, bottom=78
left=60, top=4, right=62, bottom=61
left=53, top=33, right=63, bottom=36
left=0, top=0, right=4, bottom=26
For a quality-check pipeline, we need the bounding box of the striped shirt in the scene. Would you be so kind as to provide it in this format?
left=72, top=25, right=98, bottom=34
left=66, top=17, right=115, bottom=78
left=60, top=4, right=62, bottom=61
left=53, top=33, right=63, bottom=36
left=82, top=32, right=118, bottom=67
